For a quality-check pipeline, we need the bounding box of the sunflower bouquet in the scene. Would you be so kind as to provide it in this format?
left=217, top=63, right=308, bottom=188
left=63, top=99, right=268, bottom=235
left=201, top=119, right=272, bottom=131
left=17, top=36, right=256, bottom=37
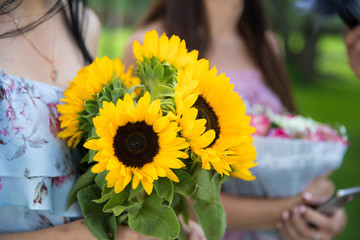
left=57, top=30, right=257, bottom=240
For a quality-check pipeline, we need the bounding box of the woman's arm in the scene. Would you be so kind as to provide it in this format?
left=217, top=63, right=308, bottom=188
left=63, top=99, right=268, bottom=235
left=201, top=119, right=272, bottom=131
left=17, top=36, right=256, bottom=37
left=222, top=175, right=335, bottom=230
left=0, top=219, right=96, bottom=240
left=0, top=219, right=154, bottom=240
left=221, top=192, right=302, bottom=230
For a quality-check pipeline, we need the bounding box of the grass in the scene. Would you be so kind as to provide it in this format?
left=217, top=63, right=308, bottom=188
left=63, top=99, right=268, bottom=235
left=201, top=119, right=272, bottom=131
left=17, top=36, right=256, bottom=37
left=98, top=29, right=360, bottom=239
left=98, top=28, right=133, bottom=59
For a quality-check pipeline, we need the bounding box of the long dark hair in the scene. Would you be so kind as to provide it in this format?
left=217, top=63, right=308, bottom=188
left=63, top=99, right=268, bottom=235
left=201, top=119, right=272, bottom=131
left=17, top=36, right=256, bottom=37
left=0, top=0, right=93, bottom=64
left=140, top=0, right=296, bottom=112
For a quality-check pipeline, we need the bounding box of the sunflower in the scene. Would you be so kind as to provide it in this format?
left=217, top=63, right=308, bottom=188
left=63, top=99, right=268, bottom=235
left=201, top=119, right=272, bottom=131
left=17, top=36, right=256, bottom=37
left=182, top=60, right=257, bottom=178
left=169, top=65, right=217, bottom=161
left=57, top=56, right=140, bottom=148
left=133, top=29, right=198, bottom=70
left=83, top=92, right=189, bottom=195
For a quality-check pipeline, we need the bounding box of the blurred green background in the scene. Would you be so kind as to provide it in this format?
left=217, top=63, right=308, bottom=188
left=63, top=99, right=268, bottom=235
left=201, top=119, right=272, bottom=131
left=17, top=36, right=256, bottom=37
left=89, top=0, right=360, bottom=239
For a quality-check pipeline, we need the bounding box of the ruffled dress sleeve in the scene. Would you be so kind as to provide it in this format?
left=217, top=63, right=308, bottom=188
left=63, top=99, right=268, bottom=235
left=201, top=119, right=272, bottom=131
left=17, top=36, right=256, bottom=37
left=0, top=70, right=82, bottom=233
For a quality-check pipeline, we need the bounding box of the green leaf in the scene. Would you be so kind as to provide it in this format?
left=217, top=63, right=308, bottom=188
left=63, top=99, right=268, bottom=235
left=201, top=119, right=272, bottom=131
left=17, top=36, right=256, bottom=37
left=111, top=88, right=125, bottom=103
left=128, top=194, right=180, bottom=240
left=77, top=185, right=116, bottom=240
left=80, top=152, right=89, bottom=164
left=128, top=184, right=144, bottom=201
left=178, top=224, right=186, bottom=240
left=84, top=103, right=99, bottom=114
left=79, top=123, right=93, bottom=132
left=117, top=214, right=128, bottom=225
left=173, top=169, right=197, bottom=197
left=89, top=149, right=97, bottom=163
left=157, top=85, right=174, bottom=98
left=92, top=188, right=114, bottom=204
left=101, top=86, right=113, bottom=100
left=84, top=99, right=99, bottom=106
left=105, top=201, right=142, bottom=217
left=153, top=63, right=164, bottom=80
left=103, top=191, right=130, bottom=216
left=94, top=170, right=108, bottom=188
left=153, top=177, right=174, bottom=205
left=79, top=113, right=97, bottom=126
left=90, top=127, right=98, bottom=138
left=191, top=169, right=226, bottom=240
left=172, top=194, right=190, bottom=224
left=193, top=200, right=226, bottom=240
left=192, top=168, right=221, bottom=203
left=77, top=115, right=91, bottom=124
left=67, top=168, right=95, bottom=209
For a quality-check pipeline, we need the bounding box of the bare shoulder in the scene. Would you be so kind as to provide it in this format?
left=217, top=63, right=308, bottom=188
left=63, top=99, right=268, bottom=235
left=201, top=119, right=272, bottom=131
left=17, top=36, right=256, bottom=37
left=265, top=30, right=282, bottom=58
left=84, top=7, right=101, bottom=59
left=122, top=21, right=165, bottom=67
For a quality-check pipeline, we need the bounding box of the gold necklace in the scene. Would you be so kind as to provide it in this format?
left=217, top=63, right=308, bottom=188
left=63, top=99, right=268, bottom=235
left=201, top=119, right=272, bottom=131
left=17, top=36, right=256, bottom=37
left=8, top=14, right=58, bottom=82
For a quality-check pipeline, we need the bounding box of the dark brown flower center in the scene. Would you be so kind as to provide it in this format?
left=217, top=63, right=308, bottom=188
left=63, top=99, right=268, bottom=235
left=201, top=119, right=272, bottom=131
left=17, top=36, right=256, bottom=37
left=194, top=95, right=220, bottom=147
left=113, top=121, right=159, bottom=168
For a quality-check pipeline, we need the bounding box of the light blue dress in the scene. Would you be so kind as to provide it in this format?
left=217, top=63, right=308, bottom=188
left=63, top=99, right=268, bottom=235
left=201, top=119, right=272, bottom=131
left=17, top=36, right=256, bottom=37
left=0, top=68, right=82, bottom=233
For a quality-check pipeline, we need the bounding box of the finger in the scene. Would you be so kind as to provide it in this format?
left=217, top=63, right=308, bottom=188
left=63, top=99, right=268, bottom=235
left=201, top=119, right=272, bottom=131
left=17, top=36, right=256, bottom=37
left=344, top=24, right=360, bottom=46
left=302, top=206, right=332, bottom=231
left=277, top=221, right=296, bottom=240
left=302, top=192, right=328, bottom=207
left=281, top=210, right=301, bottom=240
left=187, top=219, right=206, bottom=240
left=289, top=206, right=317, bottom=239
left=327, top=208, right=347, bottom=235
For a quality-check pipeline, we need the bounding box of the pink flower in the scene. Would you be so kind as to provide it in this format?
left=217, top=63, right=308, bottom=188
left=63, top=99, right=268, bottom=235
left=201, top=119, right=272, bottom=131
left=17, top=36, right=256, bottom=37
left=267, top=128, right=293, bottom=139
left=47, top=103, right=61, bottom=137
left=285, top=114, right=296, bottom=118
left=51, top=175, right=66, bottom=187
left=307, top=125, right=348, bottom=145
left=250, top=114, right=271, bottom=136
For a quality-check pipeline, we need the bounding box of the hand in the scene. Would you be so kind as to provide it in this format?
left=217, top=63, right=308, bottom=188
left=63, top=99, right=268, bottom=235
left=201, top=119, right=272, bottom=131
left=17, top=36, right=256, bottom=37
left=68, top=219, right=159, bottom=240
left=276, top=193, right=347, bottom=240
left=277, top=206, right=347, bottom=240
left=179, top=215, right=206, bottom=240
left=303, top=176, right=334, bottom=200
left=116, top=225, right=156, bottom=240
left=344, top=25, right=360, bottom=77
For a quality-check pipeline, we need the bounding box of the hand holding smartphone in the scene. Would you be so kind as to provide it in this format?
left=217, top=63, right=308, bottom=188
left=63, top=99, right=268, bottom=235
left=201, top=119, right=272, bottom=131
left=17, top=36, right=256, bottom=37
left=316, top=185, right=360, bottom=217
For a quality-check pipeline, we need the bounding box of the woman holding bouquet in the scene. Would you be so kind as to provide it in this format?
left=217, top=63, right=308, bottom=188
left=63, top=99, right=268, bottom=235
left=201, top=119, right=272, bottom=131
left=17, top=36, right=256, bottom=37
left=0, top=0, right=152, bottom=239
left=123, top=0, right=347, bottom=239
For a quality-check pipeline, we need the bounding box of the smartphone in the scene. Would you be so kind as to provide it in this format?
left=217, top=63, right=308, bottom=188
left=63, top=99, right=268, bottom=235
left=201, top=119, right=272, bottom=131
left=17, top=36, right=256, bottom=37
left=316, top=185, right=360, bottom=216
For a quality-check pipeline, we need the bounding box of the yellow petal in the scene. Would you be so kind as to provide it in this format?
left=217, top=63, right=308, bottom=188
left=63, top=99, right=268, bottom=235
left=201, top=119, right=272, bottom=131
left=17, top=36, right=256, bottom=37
left=141, top=179, right=154, bottom=195
left=136, top=92, right=151, bottom=121
left=107, top=156, right=121, bottom=170
left=133, top=41, right=144, bottom=61
left=91, top=161, right=107, bottom=173
left=145, top=99, right=161, bottom=125
left=153, top=116, right=170, bottom=133
left=83, top=139, right=100, bottom=150
left=132, top=175, right=140, bottom=189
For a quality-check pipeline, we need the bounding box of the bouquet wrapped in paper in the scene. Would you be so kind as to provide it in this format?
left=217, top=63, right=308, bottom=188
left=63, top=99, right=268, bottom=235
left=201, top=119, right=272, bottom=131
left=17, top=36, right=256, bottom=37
left=223, top=105, right=348, bottom=198
left=57, top=30, right=257, bottom=240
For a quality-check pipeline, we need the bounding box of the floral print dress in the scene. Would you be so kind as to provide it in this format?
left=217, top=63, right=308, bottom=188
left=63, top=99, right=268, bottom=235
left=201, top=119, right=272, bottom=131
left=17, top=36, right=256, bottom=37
left=0, top=68, right=82, bottom=233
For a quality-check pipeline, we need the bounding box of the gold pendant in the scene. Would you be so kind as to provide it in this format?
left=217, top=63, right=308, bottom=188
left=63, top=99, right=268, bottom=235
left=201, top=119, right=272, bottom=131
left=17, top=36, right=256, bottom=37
left=51, top=69, right=57, bottom=82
